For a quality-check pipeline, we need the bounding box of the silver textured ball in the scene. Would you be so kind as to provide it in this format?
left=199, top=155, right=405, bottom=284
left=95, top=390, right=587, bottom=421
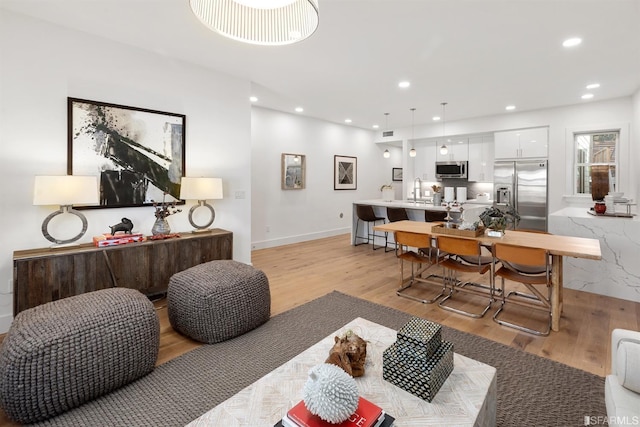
left=302, top=363, right=359, bottom=424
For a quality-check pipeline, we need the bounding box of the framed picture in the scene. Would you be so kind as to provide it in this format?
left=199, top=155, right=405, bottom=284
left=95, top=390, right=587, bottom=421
left=282, top=153, right=306, bottom=190
left=392, top=167, right=403, bottom=181
left=334, top=155, right=357, bottom=190
left=68, top=97, right=186, bottom=209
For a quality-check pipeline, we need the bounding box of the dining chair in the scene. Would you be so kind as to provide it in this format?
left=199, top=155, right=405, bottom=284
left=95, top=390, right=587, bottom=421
left=425, top=210, right=447, bottom=222
left=394, top=231, right=446, bottom=304
left=354, top=205, right=387, bottom=250
left=492, top=242, right=552, bottom=336
left=386, top=207, right=410, bottom=254
left=435, top=235, right=494, bottom=318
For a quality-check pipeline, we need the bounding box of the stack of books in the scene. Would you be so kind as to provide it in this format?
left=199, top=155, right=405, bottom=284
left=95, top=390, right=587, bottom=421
left=276, top=396, right=394, bottom=427
left=93, top=233, right=145, bottom=247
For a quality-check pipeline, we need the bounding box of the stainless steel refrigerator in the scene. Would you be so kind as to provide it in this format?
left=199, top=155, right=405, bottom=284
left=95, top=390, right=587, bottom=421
left=493, top=159, right=548, bottom=231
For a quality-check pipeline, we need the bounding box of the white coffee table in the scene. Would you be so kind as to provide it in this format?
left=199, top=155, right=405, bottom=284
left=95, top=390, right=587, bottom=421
left=187, top=317, right=497, bottom=427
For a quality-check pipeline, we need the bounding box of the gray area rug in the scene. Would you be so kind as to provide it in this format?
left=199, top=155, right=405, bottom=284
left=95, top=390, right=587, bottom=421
left=35, top=291, right=606, bottom=427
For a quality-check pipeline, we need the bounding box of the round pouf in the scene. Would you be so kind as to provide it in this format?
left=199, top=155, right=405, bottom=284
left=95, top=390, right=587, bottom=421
left=168, top=260, right=271, bottom=343
left=0, top=288, right=160, bottom=424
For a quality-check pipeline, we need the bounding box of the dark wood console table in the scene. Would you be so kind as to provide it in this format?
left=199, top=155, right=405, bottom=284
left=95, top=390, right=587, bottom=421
left=13, top=229, right=233, bottom=315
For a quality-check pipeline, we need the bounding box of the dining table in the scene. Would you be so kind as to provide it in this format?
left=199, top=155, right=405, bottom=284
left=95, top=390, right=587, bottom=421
left=373, top=220, right=602, bottom=332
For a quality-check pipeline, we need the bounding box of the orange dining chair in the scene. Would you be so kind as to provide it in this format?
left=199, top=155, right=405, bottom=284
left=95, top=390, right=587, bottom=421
left=394, top=231, right=446, bottom=304
left=492, top=242, right=552, bottom=336
left=435, top=235, right=494, bottom=318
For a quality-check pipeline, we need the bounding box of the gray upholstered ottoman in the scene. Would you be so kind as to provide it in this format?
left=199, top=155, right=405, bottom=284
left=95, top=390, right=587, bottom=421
left=168, top=260, right=271, bottom=343
left=0, top=288, right=159, bottom=424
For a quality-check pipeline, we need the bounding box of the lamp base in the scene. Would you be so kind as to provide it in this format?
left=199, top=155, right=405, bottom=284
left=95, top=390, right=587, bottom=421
left=42, top=205, right=88, bottom=246
left=188, top=200, right=216, bottom=232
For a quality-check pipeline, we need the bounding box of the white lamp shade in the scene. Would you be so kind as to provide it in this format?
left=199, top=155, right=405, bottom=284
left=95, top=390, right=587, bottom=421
left=33, top=175, right=99, bottom=206
left=180, top=177, right=223, bottom=200
left=189, top=0, right=319, bottom=46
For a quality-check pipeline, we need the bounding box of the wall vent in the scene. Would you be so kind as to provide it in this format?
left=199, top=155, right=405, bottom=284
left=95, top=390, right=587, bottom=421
left=382, top=130, right=394, bottom=137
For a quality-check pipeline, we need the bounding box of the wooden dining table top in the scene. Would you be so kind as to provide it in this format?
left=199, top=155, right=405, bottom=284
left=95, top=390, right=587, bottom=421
left=374, top=220, right=602, bottom=260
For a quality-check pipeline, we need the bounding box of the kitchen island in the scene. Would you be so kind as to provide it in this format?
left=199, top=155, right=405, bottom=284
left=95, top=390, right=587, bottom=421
left=549, top=207, right=640, bottom=303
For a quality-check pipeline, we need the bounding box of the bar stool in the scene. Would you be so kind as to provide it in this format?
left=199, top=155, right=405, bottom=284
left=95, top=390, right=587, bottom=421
left=436, top=235, right=494, bottom=318
left=425, top=210, right=447, bottom=222
left=492, top=241, right=552, bottom=336
left=354, top=205, right=387, bottom=250
left=386, top=207, right=409, bottom=254
left=395, top=231, right=446, bottom=304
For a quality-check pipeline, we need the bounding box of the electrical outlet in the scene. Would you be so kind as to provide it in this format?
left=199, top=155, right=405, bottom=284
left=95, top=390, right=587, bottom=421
left=235, top=191, right=245, bottom=199
left=339, top=213, right=343, bottom=218
left=266, top=226, right=270, bottom=232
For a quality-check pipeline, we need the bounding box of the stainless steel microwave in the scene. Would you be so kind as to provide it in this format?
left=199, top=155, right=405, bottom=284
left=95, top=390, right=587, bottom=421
left=435, top=161, right=468, bottom=179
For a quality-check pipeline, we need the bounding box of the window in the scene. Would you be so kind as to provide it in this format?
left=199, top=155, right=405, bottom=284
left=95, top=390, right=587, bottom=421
left=574, top=131, right=618, bottom=198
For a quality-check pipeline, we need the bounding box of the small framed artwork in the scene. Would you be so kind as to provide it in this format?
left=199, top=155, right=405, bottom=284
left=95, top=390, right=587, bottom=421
left=281, top=153, right=306, bottom=190
left=334, top=155, right=357, bottom=190
left=392, top=167, right=403, bottom=181
left=68, top=97, right=186, bottom=209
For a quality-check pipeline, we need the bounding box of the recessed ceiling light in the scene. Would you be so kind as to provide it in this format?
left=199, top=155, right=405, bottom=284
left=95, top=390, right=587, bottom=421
left=505, top=105, right=516, bottom=111
left=372, top=124, right=379, bottom=129
left=398, top=81, right=411, bottom=88
left=562, top=37, right=582, bottom=47
left=249, top=96, right=258, bottom=103
left=586, top=83, right=600, bottom=89
left=344, top=119, right=352, bottom=123
left=432, top=116, right=441, bottom=121
left=581, top=93, right=594, bottom=99
left=295, top=107, right=304, bottom=112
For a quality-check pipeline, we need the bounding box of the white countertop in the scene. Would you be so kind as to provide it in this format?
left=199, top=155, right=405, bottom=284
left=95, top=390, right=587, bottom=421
left=550, top=207, right=639, bottom=221
left=355, top=199, right=493, bottom=211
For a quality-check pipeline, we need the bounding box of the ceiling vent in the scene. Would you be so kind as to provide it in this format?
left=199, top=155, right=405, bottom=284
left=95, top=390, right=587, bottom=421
left=382, top=130, right=394, bottom=137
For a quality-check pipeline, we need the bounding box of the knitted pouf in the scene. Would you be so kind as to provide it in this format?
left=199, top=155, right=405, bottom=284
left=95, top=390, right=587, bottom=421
left=168, top=260, right=271, bottom=343
left=0, top=288, right=160, bottom=424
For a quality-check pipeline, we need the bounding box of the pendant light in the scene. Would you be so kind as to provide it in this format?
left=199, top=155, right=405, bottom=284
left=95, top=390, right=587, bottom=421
left=439, top=102, right=449, bottom=155
left=189, top=0, right=319, bottom=46
left=383, top=113, right=391, bottom=158
left=409, top=108, right=417, bottom=157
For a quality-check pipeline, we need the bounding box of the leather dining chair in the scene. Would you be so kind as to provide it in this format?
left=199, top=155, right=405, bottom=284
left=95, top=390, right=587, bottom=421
left=425, top=210, right=447, bottom=222
left=354, top=205, right=387, bottom=250
left=492, top=241, right=552, bottom=336
left=435, top=235, right=494, bottom=318
left=386, top=207, right=410, bottom=254
left=394, top=231, right=446, bottom=304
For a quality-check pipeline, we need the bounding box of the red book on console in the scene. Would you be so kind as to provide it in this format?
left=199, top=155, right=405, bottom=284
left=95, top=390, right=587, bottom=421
left=286, top=396, right=384, bottom=427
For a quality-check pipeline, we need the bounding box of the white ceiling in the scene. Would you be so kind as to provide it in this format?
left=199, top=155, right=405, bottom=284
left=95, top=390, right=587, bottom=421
left=2, top=0, right=639, bottom=130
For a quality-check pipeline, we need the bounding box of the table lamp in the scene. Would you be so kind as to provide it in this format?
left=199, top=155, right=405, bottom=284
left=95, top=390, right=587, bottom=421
left=179, top=177, right=223, bottom=232
left=33, top=175, right=99, bottom=245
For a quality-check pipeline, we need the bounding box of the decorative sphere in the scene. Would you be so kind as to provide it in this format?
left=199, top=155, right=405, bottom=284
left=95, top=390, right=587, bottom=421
left=303, top=363, right=359, bottom=424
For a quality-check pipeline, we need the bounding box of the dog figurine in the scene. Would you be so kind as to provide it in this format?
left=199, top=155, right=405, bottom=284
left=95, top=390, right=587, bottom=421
left=109, top=218, right=134, bottom=235
left=325, top=330, right=367, bottom=377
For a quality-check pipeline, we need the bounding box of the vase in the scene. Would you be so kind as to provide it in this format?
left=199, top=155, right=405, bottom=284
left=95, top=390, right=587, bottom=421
left=151, top=218, right=171, bottom=235
left=382, top=188, right=394, bottom=202
left=433, top=193, right=442, bottom=206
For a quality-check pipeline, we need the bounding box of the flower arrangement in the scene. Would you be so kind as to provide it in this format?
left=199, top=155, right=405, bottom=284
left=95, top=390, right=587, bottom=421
left=479, top=205, right=520, bottom=231
left=380, top=183, right=393, bottom=191
left=152, top=193, right=182, bottom=219
left=431, top=185, right=442, bottom=193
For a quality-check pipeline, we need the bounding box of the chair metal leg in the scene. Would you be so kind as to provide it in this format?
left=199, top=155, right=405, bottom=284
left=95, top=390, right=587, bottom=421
left=437, top=267, right=493, bottom=318
left=396, top=259, right=446, bottom=304
left=492, top=278, right=551, bottom=336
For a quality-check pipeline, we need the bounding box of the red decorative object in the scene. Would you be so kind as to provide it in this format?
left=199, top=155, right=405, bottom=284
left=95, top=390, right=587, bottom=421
left=594, top=202, right=606, bottom=214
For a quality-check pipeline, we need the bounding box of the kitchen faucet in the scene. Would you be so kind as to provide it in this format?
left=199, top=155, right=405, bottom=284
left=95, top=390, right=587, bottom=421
left=414, top=177, right=422, bottom=203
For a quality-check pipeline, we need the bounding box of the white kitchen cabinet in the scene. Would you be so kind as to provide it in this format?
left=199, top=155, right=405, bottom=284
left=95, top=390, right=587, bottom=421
left=494, top=127, right=548, bottom=159
left=467, top=136, right=494, bottom=182
left=413, top=140, right=437, bottom=181
left=436, top=138, right=469, bottom=162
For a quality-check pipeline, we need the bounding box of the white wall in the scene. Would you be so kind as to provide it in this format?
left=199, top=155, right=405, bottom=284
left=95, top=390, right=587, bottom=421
left=251, top=107, right=395, bottom=248
left=632, top=88, right=640, bottom=205
left=0, top=11, right=252, bottom=332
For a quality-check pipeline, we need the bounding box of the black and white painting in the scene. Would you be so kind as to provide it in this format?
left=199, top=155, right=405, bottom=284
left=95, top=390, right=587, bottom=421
left=68, top=98, right=186, bottom=208
left=334, top=155, right=357, bottom=190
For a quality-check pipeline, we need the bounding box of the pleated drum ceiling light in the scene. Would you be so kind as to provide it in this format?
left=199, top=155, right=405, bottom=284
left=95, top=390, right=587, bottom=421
left=189, top=0, right=319, bottom=46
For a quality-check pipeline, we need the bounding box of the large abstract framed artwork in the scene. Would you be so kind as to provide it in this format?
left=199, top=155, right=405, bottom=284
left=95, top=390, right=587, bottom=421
left=334, top=155, right=357, bottom=190
left=68, top=98, right=186, bottom=208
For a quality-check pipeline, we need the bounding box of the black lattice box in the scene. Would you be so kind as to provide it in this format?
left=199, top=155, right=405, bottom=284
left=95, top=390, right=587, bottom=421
left=396, top=317, right=443, bottom=359
left=382, top=340, right=454, bottom=402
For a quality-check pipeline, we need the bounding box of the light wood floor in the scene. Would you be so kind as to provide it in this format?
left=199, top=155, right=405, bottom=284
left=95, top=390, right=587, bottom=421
left=1, top=233, right=639, bottom=425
